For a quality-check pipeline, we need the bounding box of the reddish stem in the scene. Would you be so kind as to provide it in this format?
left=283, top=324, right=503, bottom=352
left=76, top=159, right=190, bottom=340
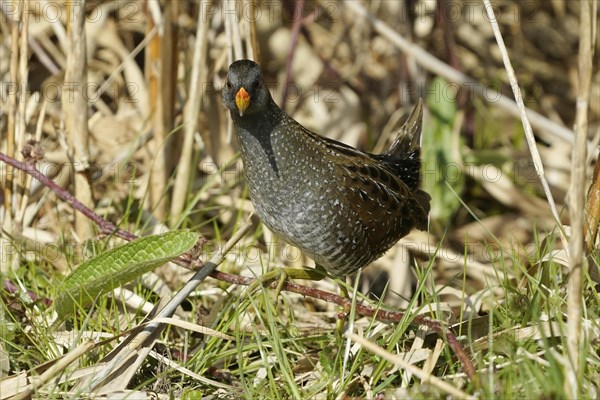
left=0, top=150, right=477, bottom=384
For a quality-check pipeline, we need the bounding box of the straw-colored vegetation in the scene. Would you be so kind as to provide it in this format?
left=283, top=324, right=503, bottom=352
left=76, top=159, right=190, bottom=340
left=0, top=1, right=598, bottom=398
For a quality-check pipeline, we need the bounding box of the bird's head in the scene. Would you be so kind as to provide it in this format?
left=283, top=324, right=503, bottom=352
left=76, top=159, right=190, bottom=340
left=222, top=60, right=270, bottom=117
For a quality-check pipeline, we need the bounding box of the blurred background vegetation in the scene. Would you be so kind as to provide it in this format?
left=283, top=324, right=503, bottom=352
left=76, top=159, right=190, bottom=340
left=0, top=0, right=598, bottom=398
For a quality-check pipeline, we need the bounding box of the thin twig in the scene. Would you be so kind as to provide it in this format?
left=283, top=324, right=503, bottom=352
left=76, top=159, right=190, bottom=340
left=0, top=153, right=136, bottom=242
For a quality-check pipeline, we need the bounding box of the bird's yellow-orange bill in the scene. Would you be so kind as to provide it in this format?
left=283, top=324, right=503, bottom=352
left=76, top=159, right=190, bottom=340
left=235, top=87, right=250, bottom=116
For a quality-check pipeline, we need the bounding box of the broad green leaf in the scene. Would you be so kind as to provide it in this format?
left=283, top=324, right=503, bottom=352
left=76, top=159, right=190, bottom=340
left=422, top=77, right=465, bottom=223
left=55, top=230, right=199, bottom=319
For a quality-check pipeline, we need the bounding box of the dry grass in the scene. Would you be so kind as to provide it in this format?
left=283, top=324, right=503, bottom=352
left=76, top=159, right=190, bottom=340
left=0, top=1, right=599, bottom=398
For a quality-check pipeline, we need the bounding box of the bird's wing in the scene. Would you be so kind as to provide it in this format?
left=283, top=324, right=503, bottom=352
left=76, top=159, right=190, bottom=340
left=340, top=159, right=424, bottom=245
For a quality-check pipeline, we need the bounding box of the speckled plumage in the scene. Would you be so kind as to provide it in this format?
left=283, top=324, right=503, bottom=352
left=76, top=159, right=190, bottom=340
left=222, top=60, right=430, bottom=277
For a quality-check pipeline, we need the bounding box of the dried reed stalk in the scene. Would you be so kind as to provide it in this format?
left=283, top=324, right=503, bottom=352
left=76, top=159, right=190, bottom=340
left=170, top=3, right=210, bottom=226
left=62, top=0, right=93, bottom=240
left=12, top=0, right=30, bottom=238
left=145, top=1, right=167, bottom=219
left=0, top=0, right=22, bottom=272
left=565, top=1, right=596, bottom=398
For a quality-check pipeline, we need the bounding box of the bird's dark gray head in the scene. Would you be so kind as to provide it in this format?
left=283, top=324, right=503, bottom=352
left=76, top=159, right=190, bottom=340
left=222, top=60, right=271, bottom=117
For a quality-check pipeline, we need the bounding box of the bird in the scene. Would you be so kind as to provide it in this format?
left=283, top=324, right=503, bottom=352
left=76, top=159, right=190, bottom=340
left=222, top=59, right=430, bottom=278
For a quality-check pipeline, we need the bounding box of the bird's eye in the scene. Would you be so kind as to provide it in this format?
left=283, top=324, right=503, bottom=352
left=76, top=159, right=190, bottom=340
left=254, top=80, right=262, bottom=89
left=226, top=81, right=232, bottom=90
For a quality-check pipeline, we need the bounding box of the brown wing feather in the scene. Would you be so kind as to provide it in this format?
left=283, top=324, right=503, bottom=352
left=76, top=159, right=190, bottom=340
left=341, top=159, right=423, bottom=246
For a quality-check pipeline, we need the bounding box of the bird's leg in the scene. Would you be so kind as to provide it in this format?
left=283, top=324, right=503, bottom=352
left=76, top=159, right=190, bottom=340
left=246, top=264, right=328, bottom=299
left=338, top=281, right=350, bottom=299
left=273, top=264, right=328, bottom=298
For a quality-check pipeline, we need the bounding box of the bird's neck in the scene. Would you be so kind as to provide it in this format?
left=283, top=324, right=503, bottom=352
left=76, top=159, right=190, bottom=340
left=230, top=97, right=288, bottom=177
left=230, top=97, right=283, bottom=135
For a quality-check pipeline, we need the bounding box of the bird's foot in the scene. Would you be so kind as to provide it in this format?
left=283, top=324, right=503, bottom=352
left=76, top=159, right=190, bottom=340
left=246, top=265, right=328, bottom=299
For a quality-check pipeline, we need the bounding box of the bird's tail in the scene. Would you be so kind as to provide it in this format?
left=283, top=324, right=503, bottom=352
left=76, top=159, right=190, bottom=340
left=375, top=99, right=423, bottom=190
left=385, top=98, right=423, bottom=160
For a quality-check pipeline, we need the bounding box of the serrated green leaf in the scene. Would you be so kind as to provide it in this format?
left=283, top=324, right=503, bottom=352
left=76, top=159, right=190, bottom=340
left=55, top=230, right=199, bottom=319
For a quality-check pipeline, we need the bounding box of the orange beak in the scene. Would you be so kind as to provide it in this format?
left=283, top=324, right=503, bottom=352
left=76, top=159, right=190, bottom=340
left=235, top=87, right=250, bottom=116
